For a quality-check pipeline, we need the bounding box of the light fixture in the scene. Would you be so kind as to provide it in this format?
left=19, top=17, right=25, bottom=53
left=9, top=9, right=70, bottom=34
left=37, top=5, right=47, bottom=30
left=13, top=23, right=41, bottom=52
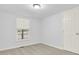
left=33, top=4, right=41, bottom=9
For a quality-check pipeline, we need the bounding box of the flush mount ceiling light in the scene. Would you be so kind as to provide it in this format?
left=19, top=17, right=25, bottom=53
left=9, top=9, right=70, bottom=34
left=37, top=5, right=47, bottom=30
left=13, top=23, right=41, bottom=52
left=33, top=4, right=41, bottom=9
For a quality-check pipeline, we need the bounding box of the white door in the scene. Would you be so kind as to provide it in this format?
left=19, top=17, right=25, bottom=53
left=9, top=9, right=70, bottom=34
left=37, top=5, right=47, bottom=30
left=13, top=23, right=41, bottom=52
left=64, top=7, right=79, bottom=54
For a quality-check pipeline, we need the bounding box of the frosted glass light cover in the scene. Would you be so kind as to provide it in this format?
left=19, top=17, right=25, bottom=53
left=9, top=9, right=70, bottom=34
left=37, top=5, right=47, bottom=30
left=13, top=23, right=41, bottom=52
left=33, top=4, right=41, bottom=9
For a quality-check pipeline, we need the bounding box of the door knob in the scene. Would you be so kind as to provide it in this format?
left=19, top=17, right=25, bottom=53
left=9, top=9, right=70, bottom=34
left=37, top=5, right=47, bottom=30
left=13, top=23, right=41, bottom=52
left=76, top=33, right=79, bottom=35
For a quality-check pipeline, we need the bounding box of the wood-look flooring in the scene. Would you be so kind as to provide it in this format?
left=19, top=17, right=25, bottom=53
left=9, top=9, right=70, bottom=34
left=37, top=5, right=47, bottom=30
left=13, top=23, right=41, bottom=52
left=0, top=43, right=78, bottom=55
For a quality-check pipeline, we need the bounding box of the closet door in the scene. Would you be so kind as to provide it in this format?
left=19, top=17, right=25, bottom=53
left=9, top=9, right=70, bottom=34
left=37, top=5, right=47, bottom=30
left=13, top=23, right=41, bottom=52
left=64, top=7, right=79, bottom=54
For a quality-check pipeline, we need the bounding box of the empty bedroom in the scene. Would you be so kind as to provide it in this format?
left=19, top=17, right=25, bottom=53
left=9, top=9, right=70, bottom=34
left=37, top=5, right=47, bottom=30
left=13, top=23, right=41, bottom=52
left=0, top=4, right=79, bottom=55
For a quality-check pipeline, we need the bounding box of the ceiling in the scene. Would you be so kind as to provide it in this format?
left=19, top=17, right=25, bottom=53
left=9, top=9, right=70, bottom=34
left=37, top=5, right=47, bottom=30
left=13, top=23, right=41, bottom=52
left=0, top=4, right=79, bottom=19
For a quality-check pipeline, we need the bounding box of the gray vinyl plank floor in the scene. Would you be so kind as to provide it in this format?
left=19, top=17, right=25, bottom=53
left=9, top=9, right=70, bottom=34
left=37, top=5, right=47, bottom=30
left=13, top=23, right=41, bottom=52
left=0, top=43, right=78, bottom=55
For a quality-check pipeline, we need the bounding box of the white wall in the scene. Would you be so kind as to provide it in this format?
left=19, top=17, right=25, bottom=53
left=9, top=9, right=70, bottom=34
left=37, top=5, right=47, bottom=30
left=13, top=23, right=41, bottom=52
left=41, top=13, right=64, bottom=49
left=0, top=12, right=16, bottom=49
left=0, top=11, right=41, bottom=50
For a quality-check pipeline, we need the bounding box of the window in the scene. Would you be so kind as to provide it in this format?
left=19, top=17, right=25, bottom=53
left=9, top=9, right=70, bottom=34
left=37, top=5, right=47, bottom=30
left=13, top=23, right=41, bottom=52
left=16, top=17, right=30, bottom=41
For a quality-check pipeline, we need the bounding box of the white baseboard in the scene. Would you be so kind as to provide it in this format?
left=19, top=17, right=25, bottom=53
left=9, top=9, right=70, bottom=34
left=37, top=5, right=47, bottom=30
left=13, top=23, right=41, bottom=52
left=42, top=42, right=64, bottom=50
left=63, top=48, right=79, bottom=54
left=0, top=42, right=78, bottom=54
left=42, top=42, right=79, bottom=54
left=0, top=42, right=40, bottom=51
left=16, top=42, right=41, bottom=48
left=0, top=42, right=63, bottom=51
